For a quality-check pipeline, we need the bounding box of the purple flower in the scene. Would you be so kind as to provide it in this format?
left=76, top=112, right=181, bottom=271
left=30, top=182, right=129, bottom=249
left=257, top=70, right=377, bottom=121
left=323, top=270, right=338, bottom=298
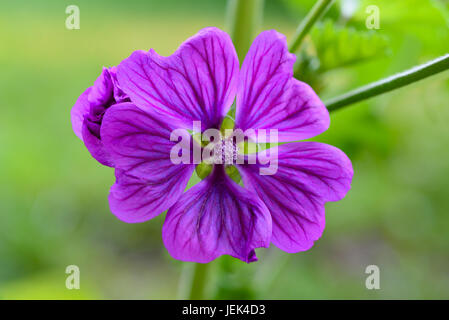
left=71, top=27, right=353, bottom=263
left=71, top=66, right=130, bottom=166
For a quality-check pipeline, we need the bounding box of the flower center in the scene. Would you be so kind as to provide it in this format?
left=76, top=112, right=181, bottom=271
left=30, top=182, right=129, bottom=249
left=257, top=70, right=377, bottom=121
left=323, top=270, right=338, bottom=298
left=211, top=138, right=239, bottom=165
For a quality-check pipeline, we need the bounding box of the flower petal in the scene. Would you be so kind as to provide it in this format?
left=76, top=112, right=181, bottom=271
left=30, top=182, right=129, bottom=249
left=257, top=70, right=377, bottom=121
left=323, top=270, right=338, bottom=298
left=70, top=87, right=91, bottom=140
left=235, top=30, right=329, bottom=142
left=162, top=166, right=272, bottom=263
left=117, top=27, right=239, bottom=131
left=108, top=66, right=129, bottom=103
left=109, top=169, right=192, bottom=223
left=82, top=120, right=115, bottom=167
left=101, top=102, right=195, bottom=222
left=238, top=142, right=353, bottom=253
left=71, top=67, right=129, bottom=167
left=88, top=67, right=114, bottom=106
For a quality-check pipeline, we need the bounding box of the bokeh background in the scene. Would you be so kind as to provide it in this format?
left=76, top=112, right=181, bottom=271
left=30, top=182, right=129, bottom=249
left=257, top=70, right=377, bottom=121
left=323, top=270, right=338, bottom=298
left=1, top=0, right=449, bottom=299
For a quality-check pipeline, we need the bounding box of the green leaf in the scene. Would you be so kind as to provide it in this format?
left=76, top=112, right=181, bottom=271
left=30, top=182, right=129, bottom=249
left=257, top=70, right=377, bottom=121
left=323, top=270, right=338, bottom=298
left=349, top=0, right=449, bottom=53
left=310, top=20, right=390, bottom=73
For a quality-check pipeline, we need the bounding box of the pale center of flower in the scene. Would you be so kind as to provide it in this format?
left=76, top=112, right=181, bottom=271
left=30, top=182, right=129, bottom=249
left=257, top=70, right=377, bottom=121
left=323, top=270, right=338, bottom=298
left=211, top=138, right=239, bottom=165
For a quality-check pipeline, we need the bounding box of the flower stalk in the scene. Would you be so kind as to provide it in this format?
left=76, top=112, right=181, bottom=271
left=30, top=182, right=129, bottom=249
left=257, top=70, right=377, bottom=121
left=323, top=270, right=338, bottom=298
left=182, top=263, right=210, bottom=300
left=226, top=0, right=264, bottom=62
left=288, top=0, right=334, bottom=53
left=325, top=54, right=449, bottom=112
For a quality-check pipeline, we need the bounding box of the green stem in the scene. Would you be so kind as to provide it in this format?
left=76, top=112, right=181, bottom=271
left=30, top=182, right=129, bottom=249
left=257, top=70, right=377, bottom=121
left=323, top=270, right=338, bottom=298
left=188, top=263, right=210, bottom=299
left=226, top=0, right=264, bottom=62
left=325, top=54, right=449, bottom=112
left=179, top=263, right=210, bottom=300
left=288, top=0, right=334, bottom=53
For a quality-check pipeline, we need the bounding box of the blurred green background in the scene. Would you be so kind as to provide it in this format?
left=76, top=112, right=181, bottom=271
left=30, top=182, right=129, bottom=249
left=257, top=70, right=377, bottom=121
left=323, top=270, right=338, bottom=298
left=1, top=0, right=449, bottom=299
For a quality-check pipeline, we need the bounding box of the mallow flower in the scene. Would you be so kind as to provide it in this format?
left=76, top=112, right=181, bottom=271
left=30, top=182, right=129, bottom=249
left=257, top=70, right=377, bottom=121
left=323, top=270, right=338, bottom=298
left=71, top=27, right=353, bottom=263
